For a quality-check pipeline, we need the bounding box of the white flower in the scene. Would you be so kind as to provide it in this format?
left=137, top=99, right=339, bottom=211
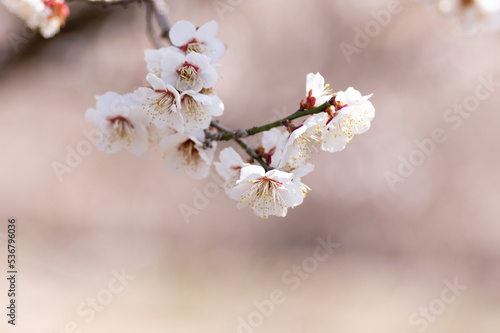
left=1, top=0, right=69, bottom=38
left=320, top=87, right=375, bottom=153
left=214, top=147, right=250, bottom=195
left=278, top=115, right=324, bottom=170
left=85, top=92, right=149, bottom=155
left=144, top=48, right=171, bottom=78
left=439, top=0, right=500, bottom=33
left=147, top=124, right=175, bottom=148
left=261, top=128, right=287, bottom=168
left=168, top=20, right=226, bottom=64
left=160, top=130, right=215, bottom=179
left=138, top=73, right=183, bottom=132
left=1, top=0, right=44, bottom=26
left=37, top=0, right=69, bottom=38
left=300, top=72, right=334, bottom=110
left=197, top=88, right=224, bottom=118
left=161, top=50, right=218, bottom=93
left=179, top=88, right=224, bottom=132
left=229, top=165, right=304, bottom=218
left=290, top=164, right=314, bottom=198
left=139, top=74, right=223, bottom=133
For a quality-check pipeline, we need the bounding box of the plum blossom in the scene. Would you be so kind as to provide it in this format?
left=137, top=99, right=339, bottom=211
left=144, top=48, right=171, bottom=78
left=85, top=92, right=149, bottom=155
left=142, top=49, right=224, bottom=133
left=138, top=73, right=183, bottom=132
left=1, top=0, right=69, bottom=38
left=261, top=128, right=287, bottom=168
left=320, top=87, right=375, bottom=153
left=278, top=115, right=324, bottom=170
left=83, top=25, right=375, bottom=220
left=161, top=50, right=218, bottom=92
left=168, top=20, right=226, bottom=64
left=438, top=0, right=500, bottom=33
left=229, top=165, right=304, bottom=218
left=214, top=147, right=250, bottom=195
left=37, top=0, right=69, bottom=38
left=160, top=130, right=215, bottom=179
left=179, top=88, right=224, bottom=132
left=300, top=72, right=334, bottom=110
left=259, top=113, right=324, bottom=170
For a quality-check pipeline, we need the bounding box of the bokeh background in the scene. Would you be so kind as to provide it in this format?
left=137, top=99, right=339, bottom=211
left=1, top=0, right=500, bottom=332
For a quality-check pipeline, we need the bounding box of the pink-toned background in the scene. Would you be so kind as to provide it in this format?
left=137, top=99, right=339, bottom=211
left=1, top=0, right=500, bottom=332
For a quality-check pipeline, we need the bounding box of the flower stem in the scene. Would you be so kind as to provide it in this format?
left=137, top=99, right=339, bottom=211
left=234, top=138, right=270, bottom=170
left=210, top=121, right=270, bottom=170
left=242, top=99, right=334, bottom=137
left=73, top=0, right=141, bottom=6
left=210, top=98, right=334, bottom=142
left=73, top=0, right=171, bottom=46
left=206, top=98, right=334, bottom=170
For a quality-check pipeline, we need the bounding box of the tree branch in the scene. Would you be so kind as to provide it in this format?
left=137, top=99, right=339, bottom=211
left=68, top=0, right=171, bottom=45
left=204, top=98, right=336, bottom=170
left=69, top=0, right=141, bottom=7
left=209, top=98, right=335, bottom=142
left=149, top=0, right=170, bottom=39
left=209, top=121, right=270, bottom=170
left=242, top=98, right=335, bottom=137
left=145, top=0, right=162, bottom=48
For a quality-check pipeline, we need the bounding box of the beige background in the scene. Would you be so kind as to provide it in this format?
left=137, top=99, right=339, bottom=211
left=1, top=0, right=500, bottom=332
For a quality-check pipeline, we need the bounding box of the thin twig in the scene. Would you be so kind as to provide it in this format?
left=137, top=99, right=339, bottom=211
left=145, top=0, right=162, bottom=48
left=69, top=0, right=141, bottom=7
left=69, top=0, right=171, bottom=46
left=234, top=138, right=270, bottom=170
left=149, top=0, right=171, bottom=39
left=209, top=98, right=335, bottom=142
left=243, top=97, right=335, bottom=137
left=210, top=121, right=270, bottom=170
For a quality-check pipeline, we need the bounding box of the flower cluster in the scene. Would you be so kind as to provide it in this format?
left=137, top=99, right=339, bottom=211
left=215, top=73, right=374, bottom=218
left=438, top=0, right=500, bottom=33
left=85, top=20, right=375, bottom=219
left=86, top=20, right=225, bottom=179
left=0, top=0, right=69, bottom=38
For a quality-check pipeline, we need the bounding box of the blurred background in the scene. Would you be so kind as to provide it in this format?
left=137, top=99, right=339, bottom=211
left=1, top=0, right=500, bottom=332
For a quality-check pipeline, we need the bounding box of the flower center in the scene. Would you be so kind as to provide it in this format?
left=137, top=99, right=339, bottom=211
left=300, top=90, right=316, bottom=110
left=107, top=116, right=134, bottom=139
left=297, top=129, right=321, bottom=153
left=176, top=62, right=200, bottom=90
left=180, top=38, right=206, bottom=54
left=181, top=95, right=203, bottom=121
left=152, top=90, right=176, bottom=114
left=178, top=140, right=201, bottom=165
left=251, top=177, right=283, bottom=199
left=44, top=0, right=70, bottom=22
left=200, top=87, right=213, bottom=95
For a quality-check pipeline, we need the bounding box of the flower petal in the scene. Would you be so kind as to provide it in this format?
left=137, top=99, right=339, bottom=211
left=169, top=20, right=196, bottom=46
